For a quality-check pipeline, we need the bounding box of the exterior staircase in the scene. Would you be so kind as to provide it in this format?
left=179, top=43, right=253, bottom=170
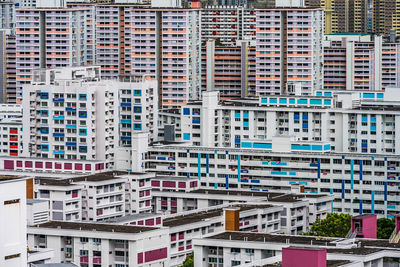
left=389, top=229, right=400, bottom=244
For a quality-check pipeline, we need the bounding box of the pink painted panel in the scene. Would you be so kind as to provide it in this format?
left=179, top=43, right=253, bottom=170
left=25, top=161, right=33, bottom=168
left=179, top=233, right=184, bottom=240
left=145, top=191, right=150, bottom=196
left=137, top=252, right=143, bottom=264
left=178, top=182, right=186, bottom=188
left=186, top=245, right=192, bottom=250
left=55, top=163, right=62, bottom=169
left=156, top=217, right=161, bottom=225
left=144, top=247, right=167, bottom=263
left=75, top=164, right=83, bottom=170
left=145, top=219, right=154, bottom=226
left=35, top=162, right=43, bottom=168
left=64, top=163, right=72, bottom=170
left=178, top=246, right=184, bottom=251
left=138, top=220, right=144, bottom=225
left=161, top=200, right=167, bottom=206
left=162, top=181, right=176, bottom=188
left=171, top=235, right=176, bottom=242
left=16, top=161, right=23, bottom=167
left=93, top=257, right=101, bottom=264
left=80, top=256, right=88, bottom=263
left=146, top=200, right=150, bottom=206
left=351, top=215, right=377, bottom=239
left=100, top=163, right=104, bottom=170
left=4, top=160, right=14, bottom=170
left=282, top=247, right=326, bottom=267
left=151, top=181, right=160, bottom=187
left=171, top=201, right=177, bottom=207
left=85, top=164, right=91, bottom=171
left=131, top=222, right=136, bottom=225
left=45, top=162, right=52, bottom=169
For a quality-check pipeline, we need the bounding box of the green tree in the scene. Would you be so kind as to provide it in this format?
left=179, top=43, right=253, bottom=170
left=304, top=213, right=351, bottom=238
left=181, top=253, right=194, bottom=267
left=377, top=218, right=395, bottom=239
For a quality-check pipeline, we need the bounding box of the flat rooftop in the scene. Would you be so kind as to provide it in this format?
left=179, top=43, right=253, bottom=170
left=0, top=175, right=23, bottom=182
left=105, top=213, right=160, bottom=223
left=33, top=221, right=157, bottom=234
left=71, top=171, right=128, bottom=182
left=163, top=204, right=273, bottom=227
left=205, top=231, right=400, bottom=250
left=188, top=189, right=325, bottom=203
left=262, top=260, right=351, bottom=267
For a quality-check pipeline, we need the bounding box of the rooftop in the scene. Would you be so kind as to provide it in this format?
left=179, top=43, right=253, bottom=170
left=0, top=175, right=23, bottom=182
left=34, top=221, right=157, bottom=234
left=70, top=171, right=128, bottom=182
left=163, top=204, right=273, bottom=227
left=105, top=213, right=160, bottom=223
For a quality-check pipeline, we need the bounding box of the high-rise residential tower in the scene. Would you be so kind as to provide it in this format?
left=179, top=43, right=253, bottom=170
left=373, top=0, right=400, bottom=37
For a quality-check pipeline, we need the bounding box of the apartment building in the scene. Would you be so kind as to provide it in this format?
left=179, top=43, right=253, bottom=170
left=27, top=221, right=170, bottom=266
left=21, top=66, right=157, bottom=168
left=373, top=0, right=400, bottom=37
left=27, top=199, right=50, bottom=226
left=306, top=0, right=368, bottom=34
left=0, top=30, right=17, bottom=103
left=201, top=40, right=256, bottom=99
left=0, top=176, right=28, bottom=267
left=158, top=90, right=400, bottom=155
left=15, top=6, right=94, bottom=102
left=193, top=230, right=400, bottom=267
left=0, top=1, right=15, bottom=32
left=256, top=7, right=324, bottom=95
left=153, top=189, right=333, bottom=234
left=324, top=34, right=400, bottom=91
left=163, top=204, right=283, bottom=266
left=201, top=6, right=256, bottom=46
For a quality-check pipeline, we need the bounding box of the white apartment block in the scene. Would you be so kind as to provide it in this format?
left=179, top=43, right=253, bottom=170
left=0, top=104, right=22, bottom=157
left=15, top=7, right=94, bottom=102
left=142, top=140, right=400, bottom=218
left=28, top=221, right=170, bottom=266
left=159, top=90, right=400, bottom=155
left=201, top=6, right=256, bottom=46
left=324, top=34, right=400, bottom=91
left=0, top=176, right=28, bottom=267
left=22, top=66, right=157, bottom=169
left=27, top=199, right=50, bottom=226
left=256, top=7, right=324, bottom=95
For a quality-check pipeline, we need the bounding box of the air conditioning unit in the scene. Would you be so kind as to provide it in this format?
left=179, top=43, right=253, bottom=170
left=65, top=253, right=71, bottom=258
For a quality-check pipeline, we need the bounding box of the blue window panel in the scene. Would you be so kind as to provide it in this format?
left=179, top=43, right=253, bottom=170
left=262, top=161, right=269, bottom=165
left=121, top=103, right=131, bottom=107
left=370, top=117, right=376, bottom=123
left=289, top=99, right=295, bottom=104
left=324, top=92, right=332, bottom=97
left=53, top=98, right=64, bottom=102
left=363, top=93, right=375, bottom=99
left=78, top=94, right=87, bottom=100
left=79, top=129, right=87, bottom=136
left=40, top=92, right=49, bottom=99
left=289, top=172, right=296, bottom=176
left=240, top=179, right=249, bottom=183
left=121, top=120, right=132, bottom=124
left=243, top=121, right=249, bottom=127
left=253, top=143, right=272, bottom=149
left=133, top=106, right=142, bottom=113
left=312, top=145, right=323, bottom=151
left=183, top=108, right=190, bottom=115
left=370, top=126, right=376, bottom=131
left=243, top=112, right=249, bottom=118
left=66, top=107, right=76, bottom=112
left=66, top=125, right=76, bottom=129
left=269, top=98, right=277, bottom=104
left=192, top=118, right=200, bottom=124
left=310, top=99, right=322, bottom=105
left=261, top=98, right=268, bottom=104
left=192, top=110, right=200, bottom=115
left=183, top=133, right=190, bottom=141
left=40, top=110, right=48, bottom=117
left=279, top=98, right=287, bottom=104
left=121, top=136, right=131, bottom=141
left=310, top=162, right=319, bottom=167
left=316, top=92, right=322, bottom=96
left=377, top=93, right=383, bottom=99
left=297, top=99, right=308, bottom=105
left=234, top=138, right=241, bottom=144
left=40, top=127, right=49, bottom=134
left=387, top=215, right=395, bottom=219
left=53, top=133, right=64, bottom=137
left=362, top=143, right=368, bottom=148
left=53, top=150, right=65, bottom=154
left=40, top=145, right=49, bottom=151
left=66, top=142, right=77, bottom=146
left=387, top=205, right=396, bottom=209
left=241, top=142, right=252, bottom=148
left=302, top=123, right=308, bottom=129
left=133, top=123, right=142, bottom=130
left=133, top=90, right=141, bottom=96
left=302, top=114, right=308, bottom=120
left=251, top=179, right=260, bottom=183
left=292, top=144, right=311, bottom=151
left=53, top=115, right=64, bottom=119
left=157, top=157, right=166, bottom=160
left=271, top=162, right=287, bottom=166
left=324, top=144, right=331, bottom=150
left=79, top=146, right=87, bottom=153
left=235, top=112, right=241, bottom=118
left=294, top=114, right=300, bottom=120
left=78, top=111, right=87, bottom=118
left=361, top=116, right=368, bottom=122
left=324, top=99, right=332, bottom=105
